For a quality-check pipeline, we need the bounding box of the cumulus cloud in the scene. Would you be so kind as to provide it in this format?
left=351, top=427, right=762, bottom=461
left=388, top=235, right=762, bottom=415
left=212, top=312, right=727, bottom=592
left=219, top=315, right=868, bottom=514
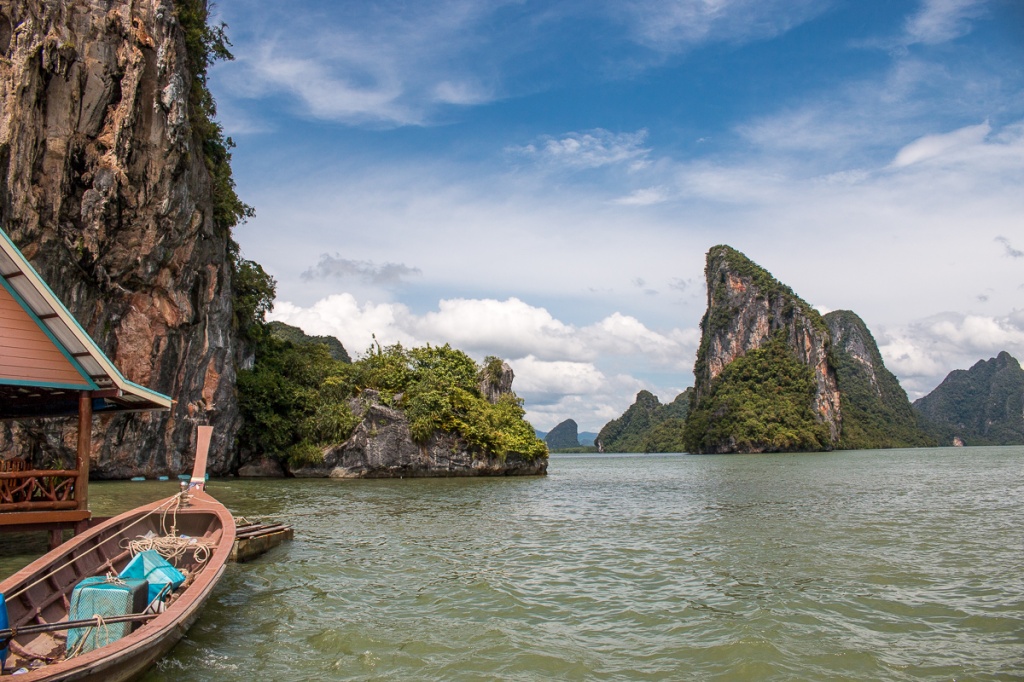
left=301, top=254, right=422, bottom=285
left=879, top=311, right=1024, bottom=397
left=510, top=356, right=607, bottom=403
left=509, top=129, right=650, bottom=169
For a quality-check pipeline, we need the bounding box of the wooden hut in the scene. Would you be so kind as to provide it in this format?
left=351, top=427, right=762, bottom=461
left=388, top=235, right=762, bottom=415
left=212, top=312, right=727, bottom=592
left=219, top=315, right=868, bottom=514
left=0, top=229, right=171, bottom=544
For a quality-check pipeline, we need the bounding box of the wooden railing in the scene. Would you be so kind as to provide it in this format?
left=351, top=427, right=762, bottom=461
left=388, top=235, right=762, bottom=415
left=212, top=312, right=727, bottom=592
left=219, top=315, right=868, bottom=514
left=0, top=461, right=79, bottom=511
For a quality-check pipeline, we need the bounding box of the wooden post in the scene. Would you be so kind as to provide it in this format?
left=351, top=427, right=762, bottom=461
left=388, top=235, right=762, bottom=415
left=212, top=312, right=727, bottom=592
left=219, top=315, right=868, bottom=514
left=48, top=528, right=63, bottom=549
left=76, top=391, right=92, bottom=515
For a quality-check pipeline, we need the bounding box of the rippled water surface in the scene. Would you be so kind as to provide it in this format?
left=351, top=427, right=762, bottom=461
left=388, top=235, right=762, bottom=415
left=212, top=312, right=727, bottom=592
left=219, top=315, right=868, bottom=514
left=4, top=447, right=1023, bottom=680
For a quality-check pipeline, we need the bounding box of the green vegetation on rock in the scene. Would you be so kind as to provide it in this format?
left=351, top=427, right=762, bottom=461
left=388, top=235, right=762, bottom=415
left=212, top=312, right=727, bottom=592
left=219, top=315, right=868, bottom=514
left=683, top=334, right=831, bottom=453
left=824, top=310, right=934, bottom=449
left=596, top=388, right=692, bottom=453
left=237, top=336, right=358, bottom=468
left=237, top=328, right=547, bottom=468
left=175, top=0, right=253, bottom=234
left=545, top=419, right=580, bottom=450
left=913, top=351, right=1024, bottom=446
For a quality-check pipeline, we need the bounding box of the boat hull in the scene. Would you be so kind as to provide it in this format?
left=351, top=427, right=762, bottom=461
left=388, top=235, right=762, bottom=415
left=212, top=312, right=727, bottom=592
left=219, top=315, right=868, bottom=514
left=0, top=488, right=234, bottom=681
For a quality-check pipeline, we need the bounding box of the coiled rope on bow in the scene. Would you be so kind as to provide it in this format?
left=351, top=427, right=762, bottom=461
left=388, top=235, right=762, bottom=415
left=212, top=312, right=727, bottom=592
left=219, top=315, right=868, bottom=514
left=120, top=489, right=214, bottom=565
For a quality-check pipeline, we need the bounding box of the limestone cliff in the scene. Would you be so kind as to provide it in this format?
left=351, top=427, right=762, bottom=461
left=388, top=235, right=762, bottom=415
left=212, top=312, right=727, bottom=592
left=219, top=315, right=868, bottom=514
left=596, top=390, right=661, bottom=452
left=824, top=310, right=933, bottom=449
left=545, top=419, right=580, bottom=450
left=913, top=351, right=1024, bottom=446
left=596, top=388, right=691, bottom=453
left=0, top=0, right=241, bottom=476
left=685, top=245, right=840, bottom=453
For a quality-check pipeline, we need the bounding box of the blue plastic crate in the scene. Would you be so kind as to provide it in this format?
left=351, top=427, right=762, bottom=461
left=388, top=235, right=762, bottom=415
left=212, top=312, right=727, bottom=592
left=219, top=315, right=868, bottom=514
left=66, top=577, right=148, bottom=656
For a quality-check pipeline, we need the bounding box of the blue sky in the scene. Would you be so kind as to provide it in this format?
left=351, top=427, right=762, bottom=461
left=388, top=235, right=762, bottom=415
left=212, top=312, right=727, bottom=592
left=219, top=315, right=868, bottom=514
left=209, top=0, right=1024, bottom=432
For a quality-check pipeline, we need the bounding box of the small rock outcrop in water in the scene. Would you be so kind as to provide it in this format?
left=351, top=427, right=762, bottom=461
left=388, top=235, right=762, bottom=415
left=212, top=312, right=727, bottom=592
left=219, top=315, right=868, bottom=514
left=913, top=351, right=1024, bottom=446
left=0, top=1, right=242, bottom=475
left=824, top=310, right=934, bottom=449
left=293, top=385, right=548, bottom=479
left=684, top=245, right=841, bottom=453
left=545, top=419, right=580, bottom=450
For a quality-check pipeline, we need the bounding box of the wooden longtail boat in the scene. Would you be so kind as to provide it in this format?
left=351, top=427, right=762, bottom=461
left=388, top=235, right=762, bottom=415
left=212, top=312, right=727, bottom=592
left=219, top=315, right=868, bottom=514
left=0, top=427, right=235, bottom=681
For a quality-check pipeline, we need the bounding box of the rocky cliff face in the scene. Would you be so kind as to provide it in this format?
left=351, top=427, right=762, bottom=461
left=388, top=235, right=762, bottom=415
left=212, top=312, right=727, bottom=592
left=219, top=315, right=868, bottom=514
left=824, top=310, right=932, bottom=449
left=0, top=0, right=240, bottom=476
left=596, top=390, right=661, bottom=452
left=913, top=351, right=1024, bottom=446
left=686, top=245, right=841, bottom=452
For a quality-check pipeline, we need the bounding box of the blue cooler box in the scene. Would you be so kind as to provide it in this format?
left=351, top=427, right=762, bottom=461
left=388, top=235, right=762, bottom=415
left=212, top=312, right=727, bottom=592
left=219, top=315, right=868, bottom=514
left=119, top=550, right=185, bottom=604
left=66, top=577, right=148, bottom=656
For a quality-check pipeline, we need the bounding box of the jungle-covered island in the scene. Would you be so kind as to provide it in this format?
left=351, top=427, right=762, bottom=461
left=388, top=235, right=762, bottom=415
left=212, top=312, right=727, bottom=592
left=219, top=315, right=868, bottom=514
left=584, top=247, right=1022, bottom=453
left=237, top=304, right=547, bottom=477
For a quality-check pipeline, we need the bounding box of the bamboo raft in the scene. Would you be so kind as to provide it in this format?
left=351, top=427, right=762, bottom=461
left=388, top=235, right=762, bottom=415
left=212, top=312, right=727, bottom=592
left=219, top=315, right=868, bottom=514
left=230, top=520, right=293, bottom=563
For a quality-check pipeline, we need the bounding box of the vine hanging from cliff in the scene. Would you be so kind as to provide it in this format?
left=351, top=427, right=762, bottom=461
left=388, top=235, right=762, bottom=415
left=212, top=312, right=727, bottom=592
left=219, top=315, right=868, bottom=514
left=175, top=0, right=254, bottom=235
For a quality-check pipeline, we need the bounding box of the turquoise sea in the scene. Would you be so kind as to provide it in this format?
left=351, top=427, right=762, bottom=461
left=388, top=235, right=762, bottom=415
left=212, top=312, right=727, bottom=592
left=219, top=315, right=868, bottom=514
left=3, top=447, right=1022, bottom=680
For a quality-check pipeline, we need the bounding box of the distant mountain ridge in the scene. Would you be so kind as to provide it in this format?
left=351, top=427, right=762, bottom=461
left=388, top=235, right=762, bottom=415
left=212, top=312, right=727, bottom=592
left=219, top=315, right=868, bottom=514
left=267, top=321, right=351, bottom=363
left=913, top=351, right=1024, bottom=446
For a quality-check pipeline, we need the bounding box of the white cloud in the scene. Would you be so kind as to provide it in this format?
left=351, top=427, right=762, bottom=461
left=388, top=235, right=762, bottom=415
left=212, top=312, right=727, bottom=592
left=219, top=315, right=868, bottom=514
left=510, top=129, right=651, bottom=169
left=414, top=298, right=586, bottom=361
left=890, top=121, right=991, bottom=168
left=903, top=0, right=988, bottom=45
left=880, top=311, right=1024, bottom=398
left=214, top=0, right=518, bottom=126
left=613, top=187, right=668, bottom=206
left=615, top=0, right=828, bottom=51
left=270, top=294, right=419, bottom=356
left=509, top=356, right=607, bottom=400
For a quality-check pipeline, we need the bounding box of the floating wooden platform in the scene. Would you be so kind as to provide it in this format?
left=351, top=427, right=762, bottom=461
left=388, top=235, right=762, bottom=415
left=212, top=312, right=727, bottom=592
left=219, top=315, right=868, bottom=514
left=230, top=521, right=293, bottom=563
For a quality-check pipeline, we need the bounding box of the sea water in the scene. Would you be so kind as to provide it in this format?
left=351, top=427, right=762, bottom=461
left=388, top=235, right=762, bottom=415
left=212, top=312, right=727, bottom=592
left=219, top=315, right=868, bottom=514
left=3, top=447, right=1022, bottom=680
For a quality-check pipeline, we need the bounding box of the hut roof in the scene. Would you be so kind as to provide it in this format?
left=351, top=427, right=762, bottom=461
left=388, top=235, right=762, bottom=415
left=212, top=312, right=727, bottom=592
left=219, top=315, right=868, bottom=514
left=0, top=230, right=172, bottom=420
